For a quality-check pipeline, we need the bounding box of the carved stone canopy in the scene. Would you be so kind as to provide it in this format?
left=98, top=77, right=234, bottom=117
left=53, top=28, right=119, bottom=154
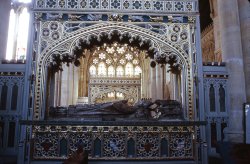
left=49, top=30, right=181, bottom=73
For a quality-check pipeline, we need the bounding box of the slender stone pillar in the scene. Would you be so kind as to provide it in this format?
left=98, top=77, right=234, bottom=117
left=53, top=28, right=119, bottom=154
left=54, top=72, right=60, bottom=106
left=0, top=0, right=11, bottom=60
left=68, top=64, right=74, bottom=105
left=150, top=66, right=156, bottom=100
left=60, top=64, right=69, bottom=106
left=73, top=65, right=79, bottom=104
left=238, top=0, right=250, bottom=101
left=217, top=0, right=246, bottom=142
left=156, top=65, right=163, bottom=99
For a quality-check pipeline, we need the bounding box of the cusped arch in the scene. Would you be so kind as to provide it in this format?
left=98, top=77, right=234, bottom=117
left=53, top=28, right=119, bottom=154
left=34, top=22, right=193, bottom=120
left=39, top=23, right=190, bottom=70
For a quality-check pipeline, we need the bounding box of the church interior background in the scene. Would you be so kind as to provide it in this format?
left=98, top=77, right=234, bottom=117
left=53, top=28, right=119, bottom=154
left=0, top=0, right=250, bottom=163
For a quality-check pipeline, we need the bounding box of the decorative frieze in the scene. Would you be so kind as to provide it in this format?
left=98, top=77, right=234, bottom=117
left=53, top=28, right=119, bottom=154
left=34, top=0, right=198, bottom=14
left=30, top=123, right=198, bottom=160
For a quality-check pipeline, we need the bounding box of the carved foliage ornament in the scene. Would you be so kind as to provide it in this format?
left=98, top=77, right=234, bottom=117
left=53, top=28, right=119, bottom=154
left=48, top=30, right=184, bottom=73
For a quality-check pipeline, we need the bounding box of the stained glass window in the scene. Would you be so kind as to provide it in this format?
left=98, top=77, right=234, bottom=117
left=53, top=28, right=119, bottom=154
left=89, top=65, right=96, bottom=75
left=6, top=9, right=15, bottom=60
left=116, top=66, right=124, bottom=76
left=98, top=62, right=106, bottom=76
left=6, top=6, right=30, bottom=60
left=125, top=63, right=133, bottom=76
left=108, top=66, right=115, bottom=76
left=89, top=43, right=143, bottom=77
left=16, top=8, right=29, bottom=60
left=134, top=66, right=142, bottom=76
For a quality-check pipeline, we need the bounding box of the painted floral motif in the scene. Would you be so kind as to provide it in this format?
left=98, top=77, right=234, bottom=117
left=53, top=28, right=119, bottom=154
left=102, top=0, right=109, bottom=8
left=46, top=0, right=56, bottom=8
left=111, top=0, right=121, bottom=9
left=37, top=0, right=44, bottom=8
left=123, top=0, right=130, bottom=9
left=42, top=28, right=50, bottom=37
left=80, top=0, right=87, bottom=8
left=51, top=31, right=60, bottom=40
left=117, top=47, right=125, bottom=54
left=171, top=34, right=178, bottom=42
left=106, top=59, right=111, bottom=64
left=106, top=47, right=115, bottom=54
left=67, top=0, right=78, bottom=8
left=90, top=0, right=100, bottom=8
left=50, top=22, right=58, bottom=30
left=173, top=25, right=180, bottom=32
left=144, top=1, right=151, bottom=9
left=165, top=1, right=172, bottom=11
left=180, top=32, right=187, bottom=40
left=132, top=0, right=142, bottom=9
left=153, top=1, right=163, bottom=10
left=174, top=2, right=184, bottom=11
left=125, top=53, right=133, bottom=60
left=119, top=59, right=125, bottom=65
left=58, top=0, right=66, bottom=8
left=186, top=2, right=193, bottom=11
left=99, top=53, right=106, bottom=59
left=93, top=58, right=99, bottom=64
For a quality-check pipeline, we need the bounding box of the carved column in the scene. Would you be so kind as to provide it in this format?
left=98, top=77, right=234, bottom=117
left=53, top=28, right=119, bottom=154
left=68, top=64, right=74, bottom=105
left=238, top=0, right=250, bottom=101
left=156, top=65, right=163, bottom=99
left=73, top=65, right=79, bottom=104
left=164, top=66, right=171, bottom=100
left=150, top=65, right=156, bottom=100
left=54, top=71, right=61, bottom=106
left=60, top=64, right=69, bottom=106
left=217, top=0, right=246, bottom=142
left=141, top=56, right=150, bottom=98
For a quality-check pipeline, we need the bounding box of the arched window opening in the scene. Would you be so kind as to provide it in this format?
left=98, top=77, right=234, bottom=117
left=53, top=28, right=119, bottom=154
left=98, top=62, right=106, bottom=76
left=6, top=6, right=30, bottom=60
left=89, top=65, right=96, bottom=76
left=11, top=84, right=18, bottom=110
left=107, top=92, right=115, bottom=98
left=6, top=9, right=15, bottom=60
left=16, top=8, right=30, bottom=60
left=209, top=84, right=215, bottom=112
left=134, top=66, right=142, bottom=76
left=116, top=92, right=124, bottom=98
left=108, top=66, right=115, bottom=76
left=116, top=66, right=124, bottom=77
left=0, top=84, right=8, bottom=110
left=219, top=85, right=226, bottom=112
left=88, top=43, right=143, bottom=77
left=125, top=63, right=133, bottom=76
